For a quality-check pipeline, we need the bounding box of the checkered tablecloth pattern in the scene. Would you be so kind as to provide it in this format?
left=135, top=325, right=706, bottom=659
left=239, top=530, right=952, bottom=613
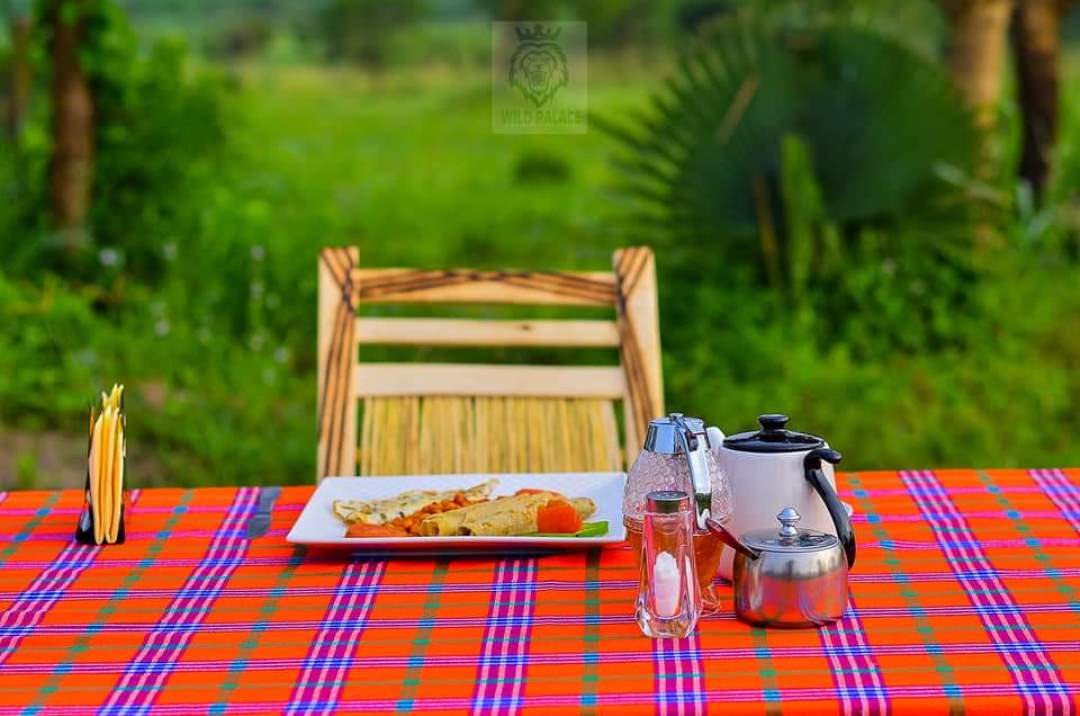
left=0, top=468, right=1077, bottom=714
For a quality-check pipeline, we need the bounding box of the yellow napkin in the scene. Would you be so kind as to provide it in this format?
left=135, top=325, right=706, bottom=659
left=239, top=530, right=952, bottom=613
left=88, top=385, right=125, bottom=544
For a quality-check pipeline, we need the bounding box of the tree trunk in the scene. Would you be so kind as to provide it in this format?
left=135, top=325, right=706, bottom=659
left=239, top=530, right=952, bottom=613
left=6, top=13, right=30, bottom=142
left=46, top=0, right=94, bottom=237
left=938, top=0, right=1015, bottom=179
left=1011, top=0, right=1067, bottom=199
left=939, top=0, right=1015, bottom=120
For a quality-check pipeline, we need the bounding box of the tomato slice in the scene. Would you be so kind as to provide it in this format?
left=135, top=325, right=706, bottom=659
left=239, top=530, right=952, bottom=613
left=536, top=499, right=582, bottom=534
left=346, top=522, right=408, bottom=538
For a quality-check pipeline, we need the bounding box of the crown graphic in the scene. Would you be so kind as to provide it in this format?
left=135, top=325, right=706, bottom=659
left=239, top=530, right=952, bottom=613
left=515, top=23, right=561, bottom=43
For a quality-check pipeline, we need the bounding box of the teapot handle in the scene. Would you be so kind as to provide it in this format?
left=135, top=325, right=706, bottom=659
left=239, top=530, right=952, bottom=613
left=803, top=448, right=856, bottom=568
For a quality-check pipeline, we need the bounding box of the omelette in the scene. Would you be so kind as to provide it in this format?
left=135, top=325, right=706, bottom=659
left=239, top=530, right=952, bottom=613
left=419, top=491, right=596, bottom=537
left=333, top=479, right=497, bottom=526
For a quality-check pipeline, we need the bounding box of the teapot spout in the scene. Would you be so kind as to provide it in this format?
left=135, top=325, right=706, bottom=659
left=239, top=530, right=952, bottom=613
left=706, top=518, right=759, bottom=560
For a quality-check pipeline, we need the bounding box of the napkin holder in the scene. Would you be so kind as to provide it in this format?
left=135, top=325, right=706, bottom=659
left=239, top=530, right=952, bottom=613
left=75, top=491, right=126, bottom=545
left=75, top=399, right=127, bottom=546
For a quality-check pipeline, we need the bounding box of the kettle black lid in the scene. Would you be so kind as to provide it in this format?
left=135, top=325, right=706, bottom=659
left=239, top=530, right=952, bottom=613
left=723, top=414, right=825, bottom=453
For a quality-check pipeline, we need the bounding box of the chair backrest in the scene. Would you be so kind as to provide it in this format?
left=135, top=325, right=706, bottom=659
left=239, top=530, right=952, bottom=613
left=316, top=246, right=663, bottom=479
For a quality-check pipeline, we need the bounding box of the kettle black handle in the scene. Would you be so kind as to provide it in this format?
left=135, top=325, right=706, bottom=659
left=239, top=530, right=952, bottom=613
left=803, top=448, right=855, bottom=568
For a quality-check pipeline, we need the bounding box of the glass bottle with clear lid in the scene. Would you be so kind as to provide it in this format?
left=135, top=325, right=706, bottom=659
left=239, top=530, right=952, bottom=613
left=635, top=490, right=701, bottom=638
left=624, top=414, right=732, bottom=612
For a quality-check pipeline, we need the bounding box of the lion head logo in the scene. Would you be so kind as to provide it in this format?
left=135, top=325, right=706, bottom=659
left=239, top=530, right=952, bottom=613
left=508, top=24, right=569, bottom=108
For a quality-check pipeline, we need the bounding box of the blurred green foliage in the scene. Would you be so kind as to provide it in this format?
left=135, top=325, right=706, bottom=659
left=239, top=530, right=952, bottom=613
left=605, top=9, right=1079, bottom=470
left=0, top=0, right=1077, bottom=486
left=600, top=15, right=990, bottom=358
left=317, top=0, right=425, bottom=68
left=15, top=450, right=39, bottom=489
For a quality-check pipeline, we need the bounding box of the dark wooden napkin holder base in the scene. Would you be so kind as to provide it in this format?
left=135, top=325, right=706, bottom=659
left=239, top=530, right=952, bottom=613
left=74, top=471, right=126, bottom=546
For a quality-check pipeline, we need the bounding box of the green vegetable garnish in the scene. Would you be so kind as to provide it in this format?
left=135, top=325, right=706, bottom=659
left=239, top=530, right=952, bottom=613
left=529, top=521, right=608, bottom=538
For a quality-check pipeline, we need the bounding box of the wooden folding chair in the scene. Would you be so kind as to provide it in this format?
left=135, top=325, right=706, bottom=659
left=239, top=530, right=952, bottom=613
left=316, top=246, right=663, bottom=479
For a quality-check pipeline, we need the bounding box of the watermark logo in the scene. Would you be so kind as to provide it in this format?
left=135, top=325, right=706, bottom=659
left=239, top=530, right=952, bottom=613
left=509, top=24, right=568, bottom=108
left=492, top=21, right=586, bottom=134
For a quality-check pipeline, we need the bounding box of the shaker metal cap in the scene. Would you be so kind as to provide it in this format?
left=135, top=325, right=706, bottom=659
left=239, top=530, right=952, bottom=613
left=742, top=507, right=838, bottom=553
left=645, top=490, right=690, bottom=514
left=643, top=413, right=707, bottom=454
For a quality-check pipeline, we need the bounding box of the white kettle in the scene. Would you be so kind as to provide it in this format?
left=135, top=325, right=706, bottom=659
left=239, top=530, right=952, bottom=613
left=705, top=414, right=855, bottom=581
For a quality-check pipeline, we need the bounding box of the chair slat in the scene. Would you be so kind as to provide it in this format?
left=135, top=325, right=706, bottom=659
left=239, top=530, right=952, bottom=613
left=356, top=318, right=621, bottom=347
left=349, top=268, right=617, bottom=307
left=356, top=363, right=625, bottom=399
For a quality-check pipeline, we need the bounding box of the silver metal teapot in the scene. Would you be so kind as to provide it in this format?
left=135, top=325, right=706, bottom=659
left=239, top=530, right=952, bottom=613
left=707, top=507, right=850, bottom=628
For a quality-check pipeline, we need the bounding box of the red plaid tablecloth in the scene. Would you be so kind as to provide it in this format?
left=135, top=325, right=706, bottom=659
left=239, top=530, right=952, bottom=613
left=0, top=468, right=1077, bottom=714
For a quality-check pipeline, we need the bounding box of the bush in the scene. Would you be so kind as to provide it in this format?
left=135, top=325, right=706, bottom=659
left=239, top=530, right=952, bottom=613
left=90, top=32, right=230, bottom=286
left=600, top=15, right=981, bottom=360
left=512, top=150, right=572, bottom=184
left=0, top=275, right=109, bottom=427
left=663, top=254, right=1080, bottom=469
left=0, top=2, right=231, bottom=287
left=317, top=0, right=425, bottom=68
left=601, top=7, right=1080, bottom=470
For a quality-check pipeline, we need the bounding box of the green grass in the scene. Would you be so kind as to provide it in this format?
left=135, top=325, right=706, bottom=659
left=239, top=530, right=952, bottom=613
left=232, top=61, right=657, bottom=270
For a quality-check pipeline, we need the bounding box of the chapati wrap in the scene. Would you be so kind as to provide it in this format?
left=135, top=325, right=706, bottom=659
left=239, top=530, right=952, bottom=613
left=419, top=492, right=596, bottom=536
left=333, top=479, right=496, bottom=526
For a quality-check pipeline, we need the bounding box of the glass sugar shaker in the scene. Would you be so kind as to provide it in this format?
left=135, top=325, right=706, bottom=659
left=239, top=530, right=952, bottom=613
left=635, top=490, right=701, bottom=638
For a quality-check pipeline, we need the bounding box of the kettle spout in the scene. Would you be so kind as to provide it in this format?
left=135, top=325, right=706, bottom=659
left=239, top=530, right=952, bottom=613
left=706, top=518, right=759, bottom=561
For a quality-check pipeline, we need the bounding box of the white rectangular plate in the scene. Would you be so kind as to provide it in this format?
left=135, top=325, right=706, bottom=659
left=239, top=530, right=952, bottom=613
left=287, top=472, right=627, bottom=552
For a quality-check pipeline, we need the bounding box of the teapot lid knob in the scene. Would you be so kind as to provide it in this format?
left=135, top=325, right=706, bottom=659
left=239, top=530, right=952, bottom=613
left=777, top=507, right=801, bottom=538
left=759, top=414, right=789, bottom=431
